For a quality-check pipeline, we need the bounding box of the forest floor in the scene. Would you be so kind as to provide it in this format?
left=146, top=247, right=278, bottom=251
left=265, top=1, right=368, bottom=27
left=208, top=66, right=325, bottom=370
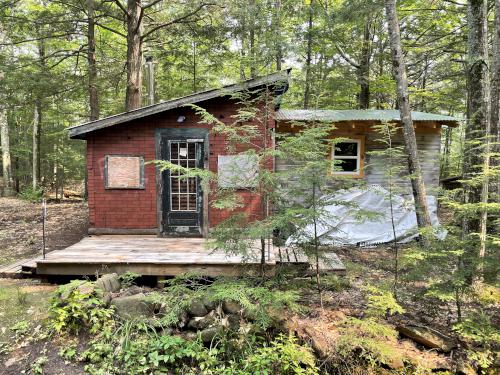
left=0, top=198, right=497, bottom=373
left=0, top=197, right=88, bottom=266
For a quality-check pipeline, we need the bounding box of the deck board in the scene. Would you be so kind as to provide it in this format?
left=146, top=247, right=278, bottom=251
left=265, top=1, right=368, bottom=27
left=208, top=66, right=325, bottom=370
left=35, top=236, right=277, bottom=276
left=1, top=235, right=345, bottom=278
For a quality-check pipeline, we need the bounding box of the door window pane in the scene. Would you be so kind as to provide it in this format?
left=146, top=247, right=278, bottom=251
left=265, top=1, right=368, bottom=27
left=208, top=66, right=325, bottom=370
left=169, top=141, right=198, bottom=211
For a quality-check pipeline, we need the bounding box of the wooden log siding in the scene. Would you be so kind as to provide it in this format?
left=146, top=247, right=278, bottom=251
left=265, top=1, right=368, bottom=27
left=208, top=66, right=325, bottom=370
left=275, top=128, right=441, bottom=196
left=364, top=131, right=441, bottom=196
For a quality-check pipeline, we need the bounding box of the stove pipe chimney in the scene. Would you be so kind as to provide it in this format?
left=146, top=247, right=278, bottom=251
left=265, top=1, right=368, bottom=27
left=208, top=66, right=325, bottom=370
left=145, top=56, right=155, bottom=106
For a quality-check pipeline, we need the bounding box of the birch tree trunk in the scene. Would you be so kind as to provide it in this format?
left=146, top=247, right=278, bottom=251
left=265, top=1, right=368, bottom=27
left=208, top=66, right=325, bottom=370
left=32, top=102, right=41, bottom=190
left=0, top=106, right=13, bottom=196
left=125, top=0, right=143, bottom=111
left=87, top=0, right=99, bottom=120
left=384, top=0, right=432, bottom=229
left=303, top=0, right=314, bottom=109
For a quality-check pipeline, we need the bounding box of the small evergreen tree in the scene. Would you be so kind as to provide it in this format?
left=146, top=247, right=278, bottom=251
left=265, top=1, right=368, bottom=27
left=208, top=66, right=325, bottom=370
left=275, top=121, right=364, bottom=306
left=368, top=121, right=409, bottom=299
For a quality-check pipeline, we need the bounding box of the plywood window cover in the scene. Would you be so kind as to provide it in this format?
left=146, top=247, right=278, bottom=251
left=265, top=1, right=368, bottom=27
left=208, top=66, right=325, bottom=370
left=331, top=138, right=363, bottom=177
left=105, top=155, right=145, bottom=189
left=218, top=154, right=259, bottom=188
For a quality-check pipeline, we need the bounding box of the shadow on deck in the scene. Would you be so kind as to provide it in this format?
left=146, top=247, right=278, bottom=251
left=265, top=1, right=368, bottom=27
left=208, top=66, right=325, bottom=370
left=0, top=235, right=345, bottom=279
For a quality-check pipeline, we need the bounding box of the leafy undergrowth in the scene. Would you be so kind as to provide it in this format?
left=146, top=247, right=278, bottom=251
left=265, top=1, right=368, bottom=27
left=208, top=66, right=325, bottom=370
left=0, top=247, right=498, bottom=374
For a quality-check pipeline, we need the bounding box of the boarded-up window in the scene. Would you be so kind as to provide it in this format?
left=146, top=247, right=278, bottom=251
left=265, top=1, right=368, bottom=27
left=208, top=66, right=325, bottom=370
left=105, top=155, right=145, bottom=189
left=218, top=154, right=259, bottom=188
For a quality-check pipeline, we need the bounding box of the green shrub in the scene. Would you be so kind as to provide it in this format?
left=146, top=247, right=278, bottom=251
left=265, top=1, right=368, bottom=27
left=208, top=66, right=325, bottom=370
left=237, top=334, right=319, bottom=375
left=364, top=285, right=404, bottom=317
left=49, top=280, right=115, bottom=334
left=330, top=317, right=402, bottom=372
left=454, top=310, right=499, bottom=370
left=150, top=275, right=300, bottom=330
left=18, top=186, right=44, bottom=202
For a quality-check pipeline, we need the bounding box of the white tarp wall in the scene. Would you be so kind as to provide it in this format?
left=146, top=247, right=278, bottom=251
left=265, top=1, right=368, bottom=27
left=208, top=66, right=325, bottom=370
left=286, top=185, right=445, bottom=247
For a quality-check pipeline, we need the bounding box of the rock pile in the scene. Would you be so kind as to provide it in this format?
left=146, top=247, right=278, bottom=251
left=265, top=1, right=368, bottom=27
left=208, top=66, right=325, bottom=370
left=93, top=273, right=251, bottom=343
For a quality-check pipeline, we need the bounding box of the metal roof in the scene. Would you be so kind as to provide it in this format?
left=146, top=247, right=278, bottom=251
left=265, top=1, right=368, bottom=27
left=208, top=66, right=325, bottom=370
left=68, top=69, right=291, bottom=139
left=275, top=109, right=460, bottom=126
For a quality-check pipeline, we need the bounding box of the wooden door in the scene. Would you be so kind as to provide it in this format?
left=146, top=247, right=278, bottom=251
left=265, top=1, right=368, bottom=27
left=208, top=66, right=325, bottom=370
left=159, top=129, right=207, bottom=236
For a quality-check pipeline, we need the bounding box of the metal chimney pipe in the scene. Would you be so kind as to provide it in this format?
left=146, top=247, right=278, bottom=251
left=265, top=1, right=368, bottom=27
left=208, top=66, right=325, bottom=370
left=145, top=56, right=155, bottom=106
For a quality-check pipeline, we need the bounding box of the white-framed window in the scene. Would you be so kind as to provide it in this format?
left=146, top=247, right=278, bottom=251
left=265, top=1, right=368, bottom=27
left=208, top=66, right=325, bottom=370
left=331, top=139, right=362, bottom=176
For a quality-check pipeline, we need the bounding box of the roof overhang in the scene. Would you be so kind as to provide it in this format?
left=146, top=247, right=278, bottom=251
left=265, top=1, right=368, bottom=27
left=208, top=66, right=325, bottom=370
left=69, top=69, right=291, bottom=139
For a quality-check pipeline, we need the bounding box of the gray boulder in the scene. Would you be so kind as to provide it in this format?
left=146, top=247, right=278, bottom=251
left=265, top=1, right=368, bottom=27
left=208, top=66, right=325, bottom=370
left=60, top=280, right=86, bottom=301
left=226, top=314, right=240, bottom=331
left=96, top=273, right=121, bottom=293
left=222, top=300, right=242, bottom=314
left=177, top=311, right=190, bottom=329
left=202, top=296, right=216, bottom=311
left=110, top=293, right=155, bottom=320
left=188, top=311, right=216, bottom=330
left=199, top=326, right=222, bottom=343
left=120, top=285, right=143, bottom=297
left=188, top=298, right=208, bottom=317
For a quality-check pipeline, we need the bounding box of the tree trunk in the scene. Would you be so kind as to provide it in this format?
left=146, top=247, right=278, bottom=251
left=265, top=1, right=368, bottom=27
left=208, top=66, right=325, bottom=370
left=87, top=0, right=99, bottom=120
left=490, top=0, right=500, bottom=203
left=0, top=107, right=13, bottom=196
left=249, top=0, right=257, bottom=78
left=464, top=0, right=490, bottom=276
left=358, top=19, right=371, bottom=109
left=274, top=0, right=282, bottom=71
left=32, top=101, right=41, bottom=190
left=125, top=0, right=143, bottom=111
left=441, top=127, right=452, bottom=179
left=463, top=0, right=490, bottom=235
left=384, top=0, right=432, bottom=229
left=303, top=0, right=314, bottom=109
left=33, top=37, right=45, bottom=190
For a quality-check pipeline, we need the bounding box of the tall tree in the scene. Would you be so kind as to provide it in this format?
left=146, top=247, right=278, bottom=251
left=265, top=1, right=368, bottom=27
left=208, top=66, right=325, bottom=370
left=108, top=0, right=211, bottom=111
left=464, top=0, right=490, bottom=273
left=0, top=105, right=13, bottom=196
left=384, top=0, right=432, bottom=229
left=303, top=0, right=314, bottom=109
left=335, top=17, right=374, bottom=109
left=273, top=0, right=283, bottom=71
left=491, top=0, right=500, bottom=202
left=87, top=0, right=100, bottom=120
left=33, top=37, right=46, bottom=190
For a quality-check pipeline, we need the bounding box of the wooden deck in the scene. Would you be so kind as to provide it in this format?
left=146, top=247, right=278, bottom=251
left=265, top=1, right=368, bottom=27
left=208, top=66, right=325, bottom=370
left=0, top=235, right=345, bottom=279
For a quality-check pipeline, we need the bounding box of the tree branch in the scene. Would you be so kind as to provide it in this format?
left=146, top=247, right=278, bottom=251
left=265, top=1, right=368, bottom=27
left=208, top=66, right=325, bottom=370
left=95, top=22, right=127, bottom=38
left=141, top=2, right=212, bottom=40
left=112, top=0, right=129, bottom=16
left=335, top=44, right=360, bottom=69
left=142, top=0, right=163, bottom=10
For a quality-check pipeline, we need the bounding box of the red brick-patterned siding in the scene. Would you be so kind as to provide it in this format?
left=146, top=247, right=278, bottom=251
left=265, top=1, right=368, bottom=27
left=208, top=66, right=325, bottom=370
left=86, top=97, right=274, bottom=230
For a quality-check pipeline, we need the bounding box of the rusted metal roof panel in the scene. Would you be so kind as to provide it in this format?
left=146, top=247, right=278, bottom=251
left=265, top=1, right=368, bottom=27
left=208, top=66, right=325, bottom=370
left=275, top=109, right=460, bottom=126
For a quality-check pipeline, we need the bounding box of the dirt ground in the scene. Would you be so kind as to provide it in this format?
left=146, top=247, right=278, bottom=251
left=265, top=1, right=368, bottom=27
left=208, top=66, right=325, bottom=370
left=0, top=198, right=89, bottom=374
left=0, top=198, right=88, bottom=266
